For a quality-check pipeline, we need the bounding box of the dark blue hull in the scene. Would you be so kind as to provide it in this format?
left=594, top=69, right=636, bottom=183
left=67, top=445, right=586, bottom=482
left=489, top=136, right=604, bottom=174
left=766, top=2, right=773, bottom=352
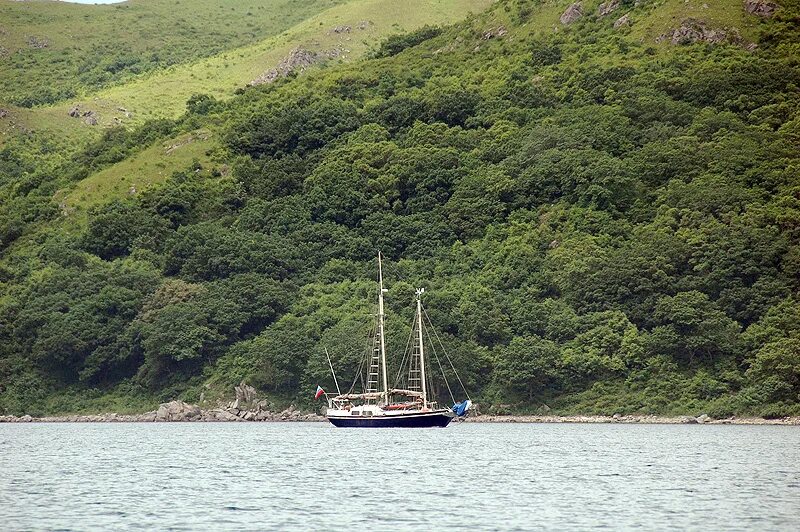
left=327, top=411, right=454, bottom=428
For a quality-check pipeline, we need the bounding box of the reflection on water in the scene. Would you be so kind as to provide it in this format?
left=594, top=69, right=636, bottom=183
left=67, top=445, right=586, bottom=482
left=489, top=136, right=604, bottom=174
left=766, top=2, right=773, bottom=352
left=1, top=423, right=799, bottom=530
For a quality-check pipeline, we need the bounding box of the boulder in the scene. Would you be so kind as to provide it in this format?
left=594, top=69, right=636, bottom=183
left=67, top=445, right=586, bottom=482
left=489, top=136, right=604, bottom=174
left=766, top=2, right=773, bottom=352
left=681, top=416, right=698, bottom=424
left=744, top=0, right=778, bottom=18
left=155, top=400, right=200, bottom=421
left=560, top=2, right=584, bottom=25
left=614, top=13, right=631, bottom=29
left=83, top=111, right=98, bottom=126
left=0, top=108, right=8, bottom=119
left=597, top=0, right=620, bottom=17
left=656, top=19, right=740, bottom=46
left=68, top=106, right=81, bottom=118
left=696, top=413, right=710, bottom=424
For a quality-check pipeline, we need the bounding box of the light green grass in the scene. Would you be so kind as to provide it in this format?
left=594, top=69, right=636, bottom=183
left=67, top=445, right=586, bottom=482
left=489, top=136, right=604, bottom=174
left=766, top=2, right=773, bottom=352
left=4, top=0, right=492, bottom=132
left=0, top=0, right=344, bottom=103
left=56, top=129, right=217, bottom=222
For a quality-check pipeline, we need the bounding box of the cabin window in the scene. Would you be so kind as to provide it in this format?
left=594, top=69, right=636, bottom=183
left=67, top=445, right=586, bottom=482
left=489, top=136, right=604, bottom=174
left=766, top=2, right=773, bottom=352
left=363, top=411, right=372, bottom=417
left=352, top=411, right=360, bottom=416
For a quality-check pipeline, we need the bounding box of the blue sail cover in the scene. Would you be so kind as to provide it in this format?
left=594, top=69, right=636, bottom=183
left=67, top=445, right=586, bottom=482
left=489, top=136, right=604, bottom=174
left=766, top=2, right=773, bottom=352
left=452, top=400, right=472, bottom=417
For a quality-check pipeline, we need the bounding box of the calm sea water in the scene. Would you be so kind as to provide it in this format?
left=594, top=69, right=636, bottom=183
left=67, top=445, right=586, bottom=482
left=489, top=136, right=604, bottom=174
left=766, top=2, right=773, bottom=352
left=1, top=422, right=799, bottom=530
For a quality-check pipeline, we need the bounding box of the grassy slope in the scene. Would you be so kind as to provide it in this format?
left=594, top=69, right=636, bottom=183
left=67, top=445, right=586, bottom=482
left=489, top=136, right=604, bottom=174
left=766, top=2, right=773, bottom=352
left=0, top=0, right=344, bottom=102
left=45, top=0, right=492, bottom=219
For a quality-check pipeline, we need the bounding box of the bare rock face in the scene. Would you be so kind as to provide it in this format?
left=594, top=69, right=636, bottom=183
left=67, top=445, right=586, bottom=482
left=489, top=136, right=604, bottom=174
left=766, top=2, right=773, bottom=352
left=482, top=26, right=508, bottom=40
left=234, top=381, right=258, bottom=405
left=250, top=47, right=320, bottom=85
left=560, top=2, right=584, bottom=25
left=597, top=0, right=620, bottom=17
left=614, top=13, right=632, bottom=29
left=656, top=18, right=741, bottom=45
left=744, top=0, right=778, bottom=18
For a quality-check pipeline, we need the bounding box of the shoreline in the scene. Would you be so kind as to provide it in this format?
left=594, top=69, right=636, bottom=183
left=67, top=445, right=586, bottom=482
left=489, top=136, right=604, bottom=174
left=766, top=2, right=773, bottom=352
left=1, top=405, right=799, bottom=426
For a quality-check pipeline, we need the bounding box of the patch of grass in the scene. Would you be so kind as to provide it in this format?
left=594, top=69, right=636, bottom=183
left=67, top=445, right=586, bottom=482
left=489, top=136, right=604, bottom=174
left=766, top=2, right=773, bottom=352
left=57, top=129, right=218, bottom=221
left=0, top=0, right=346, bottom=107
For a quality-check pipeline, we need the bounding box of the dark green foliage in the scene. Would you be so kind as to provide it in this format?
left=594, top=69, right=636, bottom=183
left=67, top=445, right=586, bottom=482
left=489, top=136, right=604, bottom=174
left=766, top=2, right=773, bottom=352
left=374, top=25, right=442, bottom=58
left=3, top=0, right=800, bottom=417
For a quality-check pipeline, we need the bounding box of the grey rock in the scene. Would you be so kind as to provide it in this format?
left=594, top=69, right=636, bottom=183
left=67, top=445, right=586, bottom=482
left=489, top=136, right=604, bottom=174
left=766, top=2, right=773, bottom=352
left=235, top=382, right=259, bottom=405
left=250, top=47, right=320, bottom=85
left=0, top=108, right=8, bottom=119
left=744, top=0, right=778, bottom=18
left=614, top=13, right=631, bottom=29
left=482, top=26, right=508, bottom=40
left=26, top=36, right=49, bottom=49
left=656, top=19, right=741, bottom=46
left=560, top=2, right=584, bottom=25
left=597, top=0, right=620, bottom=17
left=68, top=106, right=81, bottom=118
left=696, top=413, right=710, bottom=424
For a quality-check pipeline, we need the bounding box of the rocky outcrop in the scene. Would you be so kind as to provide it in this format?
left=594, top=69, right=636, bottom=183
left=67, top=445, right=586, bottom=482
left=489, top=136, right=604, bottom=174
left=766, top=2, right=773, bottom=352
left=656, top=19, right=741, bottom=45
left=250, top=47, right=343, bottom=85
left=83, top=111, right=98, bottom=126
left=0, top=108, right=8, bottom=119
left=614, top=13, right=631, bottom=29
left=597, top=0, right=620, bottom=17
left=26, top=36, right=49, bottom=49
left=482, top=26, right=508, bottom=40
left=560, top=2, right=584, bottom=24
left=744, top=0, right=778, bottom=18
left=68, top=105, right=81, bottom=118
left=155, top=400, right=202, bottom=422
left=328, top=25, right=351, bottom=34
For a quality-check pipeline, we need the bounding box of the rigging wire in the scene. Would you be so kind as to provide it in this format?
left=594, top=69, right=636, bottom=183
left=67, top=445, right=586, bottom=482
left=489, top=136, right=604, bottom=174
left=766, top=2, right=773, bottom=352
left=422, top=304, right=472, bottom=401
left=392, top=315, right=416, bottom=389
left=422, top=312, right=456, bottom=405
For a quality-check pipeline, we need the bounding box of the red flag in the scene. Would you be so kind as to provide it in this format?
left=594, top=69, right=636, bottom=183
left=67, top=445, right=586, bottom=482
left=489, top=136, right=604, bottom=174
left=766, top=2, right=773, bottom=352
left=314, top=385, right=325, bottom=400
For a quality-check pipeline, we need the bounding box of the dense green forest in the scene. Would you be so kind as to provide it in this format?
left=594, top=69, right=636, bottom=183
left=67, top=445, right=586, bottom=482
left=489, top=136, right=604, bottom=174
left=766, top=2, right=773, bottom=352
left=1, top=0, right=799, bottom=418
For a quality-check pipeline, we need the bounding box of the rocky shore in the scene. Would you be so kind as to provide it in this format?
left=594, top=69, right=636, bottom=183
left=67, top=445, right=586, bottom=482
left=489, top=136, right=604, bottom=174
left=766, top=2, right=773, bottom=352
left=1, top=383, right=797, bottom=425
left=465, top=414, right=800, bottom=425
left=2, top=408, right=799, bottom=425
left=0, top=400, right=324, bottom=423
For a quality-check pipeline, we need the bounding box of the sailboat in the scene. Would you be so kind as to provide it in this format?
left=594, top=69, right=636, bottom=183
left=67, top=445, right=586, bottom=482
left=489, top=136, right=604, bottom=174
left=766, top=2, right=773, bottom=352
left=322, top=252, right=471, bottom=428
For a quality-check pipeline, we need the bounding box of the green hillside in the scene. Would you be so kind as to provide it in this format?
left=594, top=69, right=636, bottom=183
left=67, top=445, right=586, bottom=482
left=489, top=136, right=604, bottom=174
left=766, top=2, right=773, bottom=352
left=1, top=0, right=800, bottom=418
left=0, top=0, right=344, bottom=107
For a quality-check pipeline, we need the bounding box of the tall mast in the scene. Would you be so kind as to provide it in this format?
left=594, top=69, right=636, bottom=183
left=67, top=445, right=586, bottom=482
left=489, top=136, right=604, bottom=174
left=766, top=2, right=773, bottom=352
left=416, top=288, right=428, bottom=409
left=377, top=252, right=389, bottom=402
